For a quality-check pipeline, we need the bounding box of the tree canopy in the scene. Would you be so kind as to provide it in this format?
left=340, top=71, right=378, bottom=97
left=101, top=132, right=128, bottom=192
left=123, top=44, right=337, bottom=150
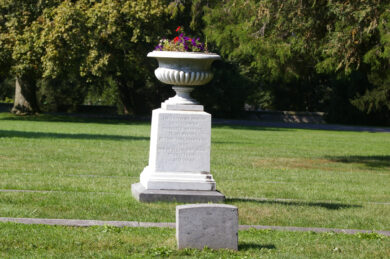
left=202, top=0, right=390, bottom=124
left=0, top=0, right=389, bottom=125
left=1, top=0, right=172, bottom=114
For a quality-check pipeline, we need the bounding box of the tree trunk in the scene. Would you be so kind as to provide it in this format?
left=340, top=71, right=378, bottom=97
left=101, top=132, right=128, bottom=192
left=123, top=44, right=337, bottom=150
left=117, top=78, right=135, bottom=115
left=11, top=77, right=39, bottom=115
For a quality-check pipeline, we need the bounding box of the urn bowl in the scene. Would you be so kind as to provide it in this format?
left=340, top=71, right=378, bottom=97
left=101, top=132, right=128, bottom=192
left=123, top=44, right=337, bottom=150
left=147, top=51, right=221, bottom=86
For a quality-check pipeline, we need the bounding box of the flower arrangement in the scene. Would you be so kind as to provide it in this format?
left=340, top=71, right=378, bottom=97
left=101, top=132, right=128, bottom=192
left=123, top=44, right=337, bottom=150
left=154, top=26, right=208, bottom=52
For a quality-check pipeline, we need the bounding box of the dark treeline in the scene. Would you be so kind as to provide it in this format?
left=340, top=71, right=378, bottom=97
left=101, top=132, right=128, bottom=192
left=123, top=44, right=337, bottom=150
left=0, top=0, right=389, bottom=125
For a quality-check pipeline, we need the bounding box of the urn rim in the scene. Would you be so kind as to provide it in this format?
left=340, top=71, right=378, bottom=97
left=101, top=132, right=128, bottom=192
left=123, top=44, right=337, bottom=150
left=147, top=51, right=221, bottom=60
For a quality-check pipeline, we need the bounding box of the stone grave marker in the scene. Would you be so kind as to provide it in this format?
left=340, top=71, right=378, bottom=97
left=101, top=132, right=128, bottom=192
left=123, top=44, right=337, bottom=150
left=176, top=204, right=238, bottom=250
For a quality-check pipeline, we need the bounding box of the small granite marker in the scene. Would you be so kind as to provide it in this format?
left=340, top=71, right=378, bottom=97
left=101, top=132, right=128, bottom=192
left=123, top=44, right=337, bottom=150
left=176, top=204, right=238, bottom=250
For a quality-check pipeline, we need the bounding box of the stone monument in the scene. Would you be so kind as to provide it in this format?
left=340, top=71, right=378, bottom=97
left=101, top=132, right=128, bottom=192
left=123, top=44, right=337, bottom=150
left=131, top=51, right=225, bottom=203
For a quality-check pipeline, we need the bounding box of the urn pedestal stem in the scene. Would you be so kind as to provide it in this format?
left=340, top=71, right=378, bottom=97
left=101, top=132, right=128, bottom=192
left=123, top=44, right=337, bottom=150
left=164, top=86, right=198, bottom=105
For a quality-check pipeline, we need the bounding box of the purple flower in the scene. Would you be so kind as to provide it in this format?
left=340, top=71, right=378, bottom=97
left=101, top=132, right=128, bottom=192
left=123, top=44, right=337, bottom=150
left=191, top=38, right=197, bottom=46
left=154, top=27, right=207, bottom=52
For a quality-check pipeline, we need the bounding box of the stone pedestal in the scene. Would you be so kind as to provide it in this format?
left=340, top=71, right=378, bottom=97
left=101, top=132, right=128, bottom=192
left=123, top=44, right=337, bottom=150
left=132, top=105, right=224, bottom=203
left=133, top=51, right=223, bottom=203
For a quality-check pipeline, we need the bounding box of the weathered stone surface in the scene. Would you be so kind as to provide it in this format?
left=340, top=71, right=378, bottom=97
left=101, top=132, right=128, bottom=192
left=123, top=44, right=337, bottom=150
left=139, top=108, right=216, bottom=191
left=131, top=183, right=224, bottom=203
left=176, top=204, right=238, bottom=250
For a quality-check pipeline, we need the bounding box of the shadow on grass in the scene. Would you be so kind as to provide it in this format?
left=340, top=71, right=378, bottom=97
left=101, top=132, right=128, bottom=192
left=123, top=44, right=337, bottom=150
left=327, top=155, right=390, bottom=169
left=0, top=112, right=149, bottom=126
left=213, top=119, right=390, bottom=133
left=227, top=198, right=362, bottom=210
left=238, top=243, right=276, bottom=251
left=0, top=130, right=148, bottom=141
left=212, top=124, right=291, bottom=132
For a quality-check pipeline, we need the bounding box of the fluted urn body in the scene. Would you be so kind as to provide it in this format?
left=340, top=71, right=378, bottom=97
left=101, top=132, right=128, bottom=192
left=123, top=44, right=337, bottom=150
left=147, top=51, right=220, bottom=109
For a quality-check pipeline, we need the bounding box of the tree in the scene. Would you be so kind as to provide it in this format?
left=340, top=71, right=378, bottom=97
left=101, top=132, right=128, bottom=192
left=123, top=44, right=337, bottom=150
left=0, top=0, right=62, bottom=114
left=0, top=4, right=10, bottom=82
left=203, top=0, right=390, bottom=124
left=38, top=0, right=90, bottom=112
left=0, top=0, right=60, bottom=114
left=0, top=0, right=175, bottom=115
left=317, top=1, right=390, bottom=123
left=203, top=0, right=333, bottom=111
left=80, top=0, right=170, bottom=114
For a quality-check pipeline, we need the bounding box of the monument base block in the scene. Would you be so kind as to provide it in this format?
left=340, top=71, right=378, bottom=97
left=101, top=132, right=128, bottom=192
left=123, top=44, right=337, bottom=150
left=131, top=183, right=225, bottom=203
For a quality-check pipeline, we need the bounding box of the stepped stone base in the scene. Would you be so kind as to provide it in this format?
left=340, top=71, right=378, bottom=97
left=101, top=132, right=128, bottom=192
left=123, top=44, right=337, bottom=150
left=131, top=183, right=225, bottom=203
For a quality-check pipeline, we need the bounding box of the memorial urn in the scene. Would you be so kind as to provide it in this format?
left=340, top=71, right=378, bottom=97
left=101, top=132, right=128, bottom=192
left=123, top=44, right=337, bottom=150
left=147, top=51, right=221, bottom=108
left=132, top=49, right=225, bottom=201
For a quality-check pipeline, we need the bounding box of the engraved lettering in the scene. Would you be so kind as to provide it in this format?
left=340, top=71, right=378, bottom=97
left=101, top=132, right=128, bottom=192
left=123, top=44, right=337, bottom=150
left=156, top=114, right=210, bottom=167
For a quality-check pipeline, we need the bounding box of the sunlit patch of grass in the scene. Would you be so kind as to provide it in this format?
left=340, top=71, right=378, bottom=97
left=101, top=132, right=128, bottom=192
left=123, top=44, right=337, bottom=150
left=252, top=157, right=341, bottom=171
left=252, top=156, right=390, bottom=174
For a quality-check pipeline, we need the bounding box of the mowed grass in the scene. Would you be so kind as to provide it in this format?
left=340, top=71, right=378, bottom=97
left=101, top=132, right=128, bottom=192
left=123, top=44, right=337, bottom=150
left=0, top=113, right=389, bottom=230
left=1, top=222, right=389, bottom=258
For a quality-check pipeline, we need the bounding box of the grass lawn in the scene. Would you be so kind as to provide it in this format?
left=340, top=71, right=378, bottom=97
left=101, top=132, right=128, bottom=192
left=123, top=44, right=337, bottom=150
left=0, top=112, right=389, bottom=257
left=1, top=222, right=389, bottom=258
